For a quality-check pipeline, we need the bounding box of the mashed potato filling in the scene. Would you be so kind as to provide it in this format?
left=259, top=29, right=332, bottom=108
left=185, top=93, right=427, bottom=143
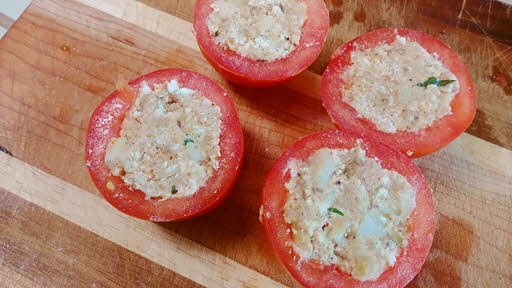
left=105, top=80, right=222, bottom=200
left=207, top=0, right=307, bottom=61
left=342, top=35, right=460, bottom=133
left=284, top=145, right=416, bottom=281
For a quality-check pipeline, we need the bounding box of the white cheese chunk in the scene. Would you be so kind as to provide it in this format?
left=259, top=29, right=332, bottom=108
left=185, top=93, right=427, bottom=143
left=342, top=35, right=460, bottom=133
left=283, top=145, right=416, bottom=281
left=206, top=0, right=307, bottom=61
left=105, top=80, right=222, bottom=200
left=310, top=148, right=337, bottom=189
left=167, top=80, right=179, bottom=93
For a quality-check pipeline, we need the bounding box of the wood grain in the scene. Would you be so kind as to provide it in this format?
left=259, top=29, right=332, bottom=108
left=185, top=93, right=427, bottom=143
left=140, top=0, right=512, bottom=45
left=0, top=0, right=510, bottom=287
left=0, top=187, right=202, bottom=288
left=0, top=152, right=283, bottom=288
left=138, top=0, right=512, bottom=152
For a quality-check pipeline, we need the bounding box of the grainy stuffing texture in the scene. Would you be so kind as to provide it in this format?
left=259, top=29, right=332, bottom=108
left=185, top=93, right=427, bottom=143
left=342, top=35, right=459, bottom=133
left=207, top=0, right=307, bottom=61
left=284, top=144, right=416, bottom=281
left=105, top=80, right=222, bottom=200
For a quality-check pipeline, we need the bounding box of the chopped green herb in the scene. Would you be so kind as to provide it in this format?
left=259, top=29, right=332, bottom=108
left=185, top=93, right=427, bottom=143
left=184, top=138, right=194, bottom=146
left=215, top=31, right=220, bottom=37
left=416, top=77, right=438, bottom=87
left=437, top=79, right=456, bottom=86
left=328, top=207, right=344, bottom=216
left=416, top=77, right=455, bottom=87
left=171, top=185, right=178, bottom=195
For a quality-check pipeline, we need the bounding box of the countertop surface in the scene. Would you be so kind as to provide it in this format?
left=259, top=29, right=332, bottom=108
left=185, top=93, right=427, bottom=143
left=0, top=0, right=31, bottom=39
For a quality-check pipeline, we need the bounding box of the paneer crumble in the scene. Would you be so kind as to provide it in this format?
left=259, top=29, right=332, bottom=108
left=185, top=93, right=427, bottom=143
left=206, top=0, right=307, bottom=61
left=283, top=144, right=416, bottom=281
left=341, top=35, right=460, bottom=133
left=105, top=80, right=222, bottom=200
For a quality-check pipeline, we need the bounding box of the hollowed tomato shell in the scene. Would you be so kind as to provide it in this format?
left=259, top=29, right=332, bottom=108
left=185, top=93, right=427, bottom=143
left=193, top=0, right=329, bottom=87
left=85, top=69, right=244, bottom=221
left=261, top=130, right=435, bottom=288
left=321, top=28, right=476, bottom=158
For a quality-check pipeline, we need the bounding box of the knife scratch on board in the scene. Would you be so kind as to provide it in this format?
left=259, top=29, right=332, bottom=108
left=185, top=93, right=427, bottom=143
left=457, top=0, right=467, bottom=22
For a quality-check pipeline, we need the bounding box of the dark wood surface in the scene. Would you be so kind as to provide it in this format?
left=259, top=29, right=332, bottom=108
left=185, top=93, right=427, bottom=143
left=0, top=188, right=202, bottom=288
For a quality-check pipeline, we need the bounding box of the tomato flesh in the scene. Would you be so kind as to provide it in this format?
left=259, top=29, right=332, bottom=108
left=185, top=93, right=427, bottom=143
left=85, top=69, right=244, bottom=221
left=261, top=130, right=435, bottom=288
left=321, top=29, right=476, bottom=158
left=193, top=0, right=329, bottom=87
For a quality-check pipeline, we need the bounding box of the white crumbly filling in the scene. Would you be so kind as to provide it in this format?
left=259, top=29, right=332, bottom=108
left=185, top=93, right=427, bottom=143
left=283, top=145, right=416, bottom=281
left=342, top=36, right=460, bottom=133
left=105, top=80, right=222, bottom=200
left=206, top=0, right=307, bottom=61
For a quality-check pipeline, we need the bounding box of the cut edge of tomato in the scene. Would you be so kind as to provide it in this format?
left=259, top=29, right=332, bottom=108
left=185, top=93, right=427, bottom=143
left=321, top=28, right=476, bottom=158
left=261, top=130, right=435, bottom=288
left=85, top=69, right=244, bottom=222
left=193, top=0, right=329, bottom=87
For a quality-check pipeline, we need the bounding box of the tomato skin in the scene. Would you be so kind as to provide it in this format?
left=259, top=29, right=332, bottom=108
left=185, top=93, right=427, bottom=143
left=321, top=28, right=476, bottom=158
left=85, top=69, right=244, bottom=222
left=197, top=43, right=291, bottom=88
left=193, top=0, right=329, bottom=87
left=261, top=130, right=435, bottom=288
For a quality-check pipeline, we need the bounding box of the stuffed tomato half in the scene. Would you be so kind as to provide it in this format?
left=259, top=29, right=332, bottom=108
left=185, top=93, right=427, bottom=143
left=322, top=29, right=476, bottom=157
left=261, top=130, right=434, bottom=287
left=86, top=69, right=244, bottom=221
left=194, top=0, right=329, bottom=87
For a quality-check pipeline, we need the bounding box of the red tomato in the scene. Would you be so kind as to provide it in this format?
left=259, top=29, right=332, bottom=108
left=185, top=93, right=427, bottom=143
left=261, top=130, right=435, bottom=288
left=193, top=0, right=329, bottom=87
left=322, top=29, right=476, bottom=158
left=85, top=69, right=244, bottom=221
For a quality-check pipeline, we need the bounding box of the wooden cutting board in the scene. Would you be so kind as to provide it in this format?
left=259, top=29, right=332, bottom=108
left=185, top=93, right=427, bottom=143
left=0, top=0, right=511, bottom=287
